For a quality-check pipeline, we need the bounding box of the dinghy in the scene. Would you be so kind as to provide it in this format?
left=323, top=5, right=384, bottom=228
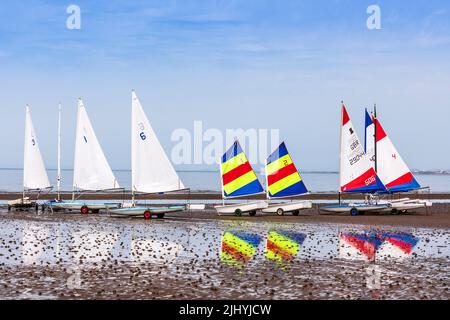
left=109, top=91, right=186, bottom=219
left=9, top=106, right=52, bottom=212
left=365, top=108, right=432, bottom=213
left=321, top=103, right=389, bottom=215
left=51, top=99, right=121, bottom=214
left=261, top=142, right=312, bottom=216
left=214, top=140, right=267, bottom=216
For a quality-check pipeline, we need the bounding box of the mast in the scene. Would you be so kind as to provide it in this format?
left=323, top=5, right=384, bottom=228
left=219, top=157, right=225, bottom=206
left=23, top=105, right=29, bottom=201
left=338, top=101, right=344, bottom=203
left=373, top=104, right=377, bottom=173
left=57, top=103, right=62, bottom=201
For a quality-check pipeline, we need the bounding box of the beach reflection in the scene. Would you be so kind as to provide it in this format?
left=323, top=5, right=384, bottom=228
left=0, top=215, right=449, bottom=299
left=0, top=219, right=446, bottom=268
left=338, top=230, right=420, bottom=263
left=220, top=231, right=261, bottom=268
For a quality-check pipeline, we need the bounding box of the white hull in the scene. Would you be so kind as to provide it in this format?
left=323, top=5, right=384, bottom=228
left=262, top=201, right=312, bottom=214
left=215, top=201, right=268, bottom=215
left=379, top=198, right=432, bottom=212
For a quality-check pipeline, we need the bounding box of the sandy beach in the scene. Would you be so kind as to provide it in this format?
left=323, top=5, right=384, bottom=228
left=0, top=210, right=449, bottom=300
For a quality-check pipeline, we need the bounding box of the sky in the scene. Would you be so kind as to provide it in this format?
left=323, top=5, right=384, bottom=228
left=0, top=0, right=449, bottom=172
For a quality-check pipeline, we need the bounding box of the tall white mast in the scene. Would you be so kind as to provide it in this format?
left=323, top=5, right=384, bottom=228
left=57, top=103, right=62, bottom=201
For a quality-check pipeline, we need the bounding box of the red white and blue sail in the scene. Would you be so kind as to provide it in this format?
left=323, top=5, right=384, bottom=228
left=366, top=114, right=421, bottom=193
left=340, top=104, right=386, bottom=193
left=221, top=141, right=264, bottom=198
left=265, top=142, right=308, bottom=198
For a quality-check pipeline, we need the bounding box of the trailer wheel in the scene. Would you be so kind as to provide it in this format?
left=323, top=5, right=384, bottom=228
left=234, top=209, right=242, bottom=217
left=391, top=208, right=399, bottom=215
left=144, top=210, right=152, bottom=220
left=81, top=206, right=89, bottom=215
left=292, top=210, right=300, bottom=216
left=157, top=213, right=165, bottom=219
left=276, top=208, right=284, bottom=216
left=249, top=211, right=257, bottom=217
left=350, top=208, right=359, bottom=216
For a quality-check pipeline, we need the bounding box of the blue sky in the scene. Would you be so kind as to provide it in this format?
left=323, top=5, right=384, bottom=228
left=0, top=0, right=449, bottom=171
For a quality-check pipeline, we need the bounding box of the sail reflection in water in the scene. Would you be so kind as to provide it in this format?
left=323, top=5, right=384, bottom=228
left=220, top=231, right=262, bottom=267
left=339, top=230, right=419, bottom=262
left=265, top=230, right=306, bottom=264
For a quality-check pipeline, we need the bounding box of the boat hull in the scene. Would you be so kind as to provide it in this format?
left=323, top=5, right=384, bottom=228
left=380, top=198, right=432, bottom=212
left=214, top=201, right=268, bottom=215
left=321, top=203, right=389, bottom=213
left=51, top=201, right=121, bottom=212
left=109, top=205, right=186, bottom=217
left=262, top=201, right=313, bottom=214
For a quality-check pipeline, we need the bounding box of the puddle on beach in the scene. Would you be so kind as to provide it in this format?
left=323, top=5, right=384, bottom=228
left=0, top=212, right=449, bottom=300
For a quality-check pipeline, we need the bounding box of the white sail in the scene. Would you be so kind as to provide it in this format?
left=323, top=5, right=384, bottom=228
left=131, top=91, right=185, bottom=193
left=340, top=103, right=384, bottom=193
left=23, top=106, right=51, bottom=190
left=373, top=116, right=420, bottom=192
left=73, top=99, right=119, bottom=191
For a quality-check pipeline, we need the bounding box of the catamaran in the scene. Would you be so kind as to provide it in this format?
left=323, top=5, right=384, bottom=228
left=364, top=107, right=432, bottom=213
left=9, top=106, right=52, bottom=211
left=214, top=140, right=267, bottom=216
left=109, top=91, right=186, bottom=219
left=51, top=99, right=121, bottom=214
left=261, top=142, right=312, bottom=216
left=321, top=103, right=389, bottom=215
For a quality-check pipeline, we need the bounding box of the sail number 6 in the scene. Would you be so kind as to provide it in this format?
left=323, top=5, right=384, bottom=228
left=138, top=123, right=146, bottom=140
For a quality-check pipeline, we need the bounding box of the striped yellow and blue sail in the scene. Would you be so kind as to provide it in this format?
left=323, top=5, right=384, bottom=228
left=220, top=231, right=262, bottom=267
left=266, top=142, right=308, bottom=198
left=221, top=141, right=264, bottom=198
left=265, top=230, right=306, bottom=263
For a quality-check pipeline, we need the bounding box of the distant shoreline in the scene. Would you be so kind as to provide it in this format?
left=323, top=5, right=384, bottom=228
left=0, top=167, right=449, bottom=175
left=0, top=191, right=445, bottom=201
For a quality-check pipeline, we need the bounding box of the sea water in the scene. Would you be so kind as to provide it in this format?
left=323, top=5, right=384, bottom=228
left=0, top=168, right=449, bottom=192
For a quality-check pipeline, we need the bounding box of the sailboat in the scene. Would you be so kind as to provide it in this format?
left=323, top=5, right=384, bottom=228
left=109, top=90, right=186, bottom=219
left=261, top=142, right=312, bottom=216
left=51, top=99, right=121, bottom=214
left=9, top=106, right=52, bottom=211
left=214, top=140, right=267, bottom=216
left=364, top=107, right=432, bottom=212
left=321, top=102, right=388, bottom=215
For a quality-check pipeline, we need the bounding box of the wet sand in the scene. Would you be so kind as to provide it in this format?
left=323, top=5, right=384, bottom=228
left=0, top=211, right=449, bottom=300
